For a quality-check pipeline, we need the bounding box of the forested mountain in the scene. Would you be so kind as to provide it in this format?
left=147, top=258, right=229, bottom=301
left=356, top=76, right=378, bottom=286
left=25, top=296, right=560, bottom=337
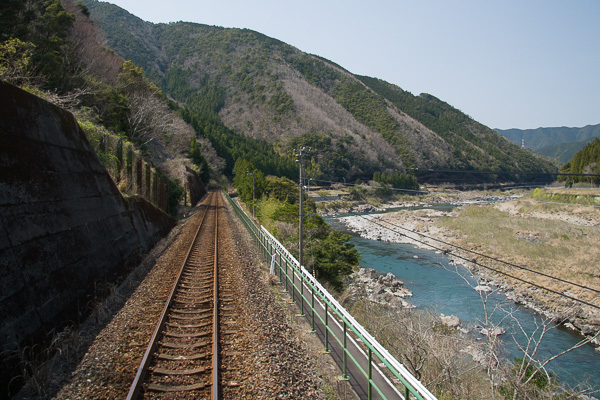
left=536, top=138, right=599, bottom=164
left=496, top=124, right=600, bottom=163
left=82, top=0, right=556, bottom=183
left=0, top=0, right=226, bottom=214
left=560, top=138, right=600, bottom=185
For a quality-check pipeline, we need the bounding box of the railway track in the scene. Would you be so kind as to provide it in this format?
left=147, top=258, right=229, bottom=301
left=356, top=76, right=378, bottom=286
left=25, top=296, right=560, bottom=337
left=127, top=192, right=238, bottom=399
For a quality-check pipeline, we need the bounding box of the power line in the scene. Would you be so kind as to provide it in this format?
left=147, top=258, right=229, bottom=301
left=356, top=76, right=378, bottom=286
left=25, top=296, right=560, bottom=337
left=310, top=178, right=428, bottom=194
left=354, top=214, right=600, bottom=311
left=371, top=215, right=600, bottom=295
left=309, top=178, right=599, bottom=208
left=411, top=168, right=600, bottom=178
left=310, top=176, right=600, bottom=307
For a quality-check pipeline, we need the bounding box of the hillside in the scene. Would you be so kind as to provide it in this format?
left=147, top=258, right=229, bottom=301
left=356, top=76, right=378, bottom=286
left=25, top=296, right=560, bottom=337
left=0, top=0, right=225, bottom=214
left=82, top=0, right=556, bottom=184
left=560, top=138, right=600, bottom=185
left=536, top=138, right=598, bottom=164
left=496, top=124, right=600, bottom=163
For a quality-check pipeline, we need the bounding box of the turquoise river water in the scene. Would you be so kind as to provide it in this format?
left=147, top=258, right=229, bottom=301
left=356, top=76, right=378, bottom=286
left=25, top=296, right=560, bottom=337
left=326, top=212, right=600, bottom=391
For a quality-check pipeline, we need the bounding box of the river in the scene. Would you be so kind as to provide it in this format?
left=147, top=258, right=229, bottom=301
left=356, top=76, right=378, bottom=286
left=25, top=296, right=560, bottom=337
left=326, top=212, right=600, bottom=392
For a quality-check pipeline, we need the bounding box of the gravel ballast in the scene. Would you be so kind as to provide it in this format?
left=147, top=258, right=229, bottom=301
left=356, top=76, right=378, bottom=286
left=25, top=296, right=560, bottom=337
left=52, top=195, right=333, bottom=399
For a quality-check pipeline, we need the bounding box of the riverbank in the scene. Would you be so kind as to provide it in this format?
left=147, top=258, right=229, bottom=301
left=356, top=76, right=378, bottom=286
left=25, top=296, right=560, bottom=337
left=336, top=197, right=600, bottom=350
left=317, top=189, right=522, bottom=216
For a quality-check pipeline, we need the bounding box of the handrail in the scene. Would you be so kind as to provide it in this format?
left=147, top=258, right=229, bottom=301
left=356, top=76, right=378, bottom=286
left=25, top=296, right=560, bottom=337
left=224, top=192, right=437, bottom=400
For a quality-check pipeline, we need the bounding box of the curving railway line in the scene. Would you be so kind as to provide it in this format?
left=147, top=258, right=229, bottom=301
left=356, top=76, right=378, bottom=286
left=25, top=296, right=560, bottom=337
left=127, top=191, right=239, bottom=399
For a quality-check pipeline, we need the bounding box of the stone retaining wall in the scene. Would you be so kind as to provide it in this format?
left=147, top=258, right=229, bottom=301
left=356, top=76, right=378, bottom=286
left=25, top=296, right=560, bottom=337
left=0, top=82, right=175, bottom=387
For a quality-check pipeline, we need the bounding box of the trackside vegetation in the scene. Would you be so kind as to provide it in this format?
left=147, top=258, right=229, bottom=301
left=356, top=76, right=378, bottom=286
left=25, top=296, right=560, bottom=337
left=232, top=159, right=360, bottom=290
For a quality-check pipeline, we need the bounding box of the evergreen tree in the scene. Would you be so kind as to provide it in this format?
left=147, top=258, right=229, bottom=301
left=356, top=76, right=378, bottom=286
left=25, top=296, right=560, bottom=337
left=561, top=138, right=600, bottom=185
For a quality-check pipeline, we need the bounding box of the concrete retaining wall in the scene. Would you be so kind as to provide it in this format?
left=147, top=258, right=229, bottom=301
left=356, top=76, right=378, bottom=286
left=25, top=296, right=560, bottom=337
left=0, top=82, right=174, bottom=366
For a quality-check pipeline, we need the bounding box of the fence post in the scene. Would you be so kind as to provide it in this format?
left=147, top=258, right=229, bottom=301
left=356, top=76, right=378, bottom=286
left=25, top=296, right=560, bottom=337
left=279, top=256, right=283, bottom=282
left=291, top=262, right=296, bottom=303
left=342, top=321, right=348, bottom=380
left=368, top=348, right=373, bottom=400
left=127, top=144, right=133, bottom=183
left=258, top=234, right=262, bottom=258
left=136, top=158, right=143, bottom=194
left=116, top=139, right=123, bottom=178
left=284, top=259, right=289, bottom=293
left=300, top=271, right=305, bottom=316
left=325, top=302, right=330, bottom=353
left=277, top=253, right=282, bottom=281
left=145, top=163, right=151, bottom=200
left=310, top=286, right=315, bottom=332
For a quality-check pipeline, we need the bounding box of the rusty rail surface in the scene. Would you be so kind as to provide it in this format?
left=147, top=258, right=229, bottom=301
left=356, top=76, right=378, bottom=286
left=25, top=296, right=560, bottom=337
left=127, top=192, right=222, bottom=399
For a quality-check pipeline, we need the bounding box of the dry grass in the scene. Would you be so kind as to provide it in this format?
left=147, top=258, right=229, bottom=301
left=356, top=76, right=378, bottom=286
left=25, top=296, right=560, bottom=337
left=348, top=299, right=494, bottom=400
left=438, top=202, right=600, bottom=311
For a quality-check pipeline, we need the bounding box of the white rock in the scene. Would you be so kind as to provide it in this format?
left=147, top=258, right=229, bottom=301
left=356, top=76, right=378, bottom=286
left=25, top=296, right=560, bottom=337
left=480, top=327, right=506, bottom=336
left=474, top=285, right=493, bottom=293
left=440, top=314, right=461, bottom=328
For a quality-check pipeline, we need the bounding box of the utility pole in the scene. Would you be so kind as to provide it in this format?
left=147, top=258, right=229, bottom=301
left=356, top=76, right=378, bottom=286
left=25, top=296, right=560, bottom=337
left=296, top=147, right=309, bottom=267
left=246, top=169, right=255, bottom=218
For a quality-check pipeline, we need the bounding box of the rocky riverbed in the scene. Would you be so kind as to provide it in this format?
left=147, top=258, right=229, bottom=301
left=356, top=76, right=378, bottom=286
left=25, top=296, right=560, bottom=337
left=336, top=200, right=600, bottom=350
left=346, top=268, right=414, bottom=309
left=319, top=192, right=522, bottom=216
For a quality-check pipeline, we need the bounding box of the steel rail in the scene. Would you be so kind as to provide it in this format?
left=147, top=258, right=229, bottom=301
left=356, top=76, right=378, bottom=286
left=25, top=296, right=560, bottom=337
left=211, top=193, right=220, bottom=399
left=127, top=192, right=218, bottom=399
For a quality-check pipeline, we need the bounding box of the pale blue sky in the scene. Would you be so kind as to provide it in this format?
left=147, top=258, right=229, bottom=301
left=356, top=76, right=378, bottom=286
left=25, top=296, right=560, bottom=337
left=104, top=0, right=599, bottom=130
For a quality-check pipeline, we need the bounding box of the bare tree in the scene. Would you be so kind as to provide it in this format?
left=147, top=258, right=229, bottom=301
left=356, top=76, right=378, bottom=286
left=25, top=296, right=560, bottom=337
left=125, top=91, right=175, bottom=147
left=450, top=264, right=600, bottom=399
left=503, top=310, right=599, bottom=400
left=348, top=298, right=493, bottom=399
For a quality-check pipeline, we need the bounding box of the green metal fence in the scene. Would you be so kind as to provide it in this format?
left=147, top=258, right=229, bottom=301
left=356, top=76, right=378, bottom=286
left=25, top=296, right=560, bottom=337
left=225, top=192, right=437, bottom=400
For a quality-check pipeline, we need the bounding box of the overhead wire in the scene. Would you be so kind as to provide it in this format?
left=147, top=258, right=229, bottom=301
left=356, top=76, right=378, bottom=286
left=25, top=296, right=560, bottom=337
left=307, top=176, right=600, bottom=308
left=409, top=168, right=600, bottom=178
left=310, top=178, right=428, bottom=194
left=370, top=215, right=600, bottom=295
left=354, top=214, right=600, bottom=311
left=309, top=178, right=597, bottom=201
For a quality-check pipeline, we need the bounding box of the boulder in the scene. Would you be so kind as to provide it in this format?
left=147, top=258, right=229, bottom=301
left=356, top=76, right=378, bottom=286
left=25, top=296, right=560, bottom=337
left=480, top=327, right=506, bottom=337
left=581, top=325, right=599, bottom=336
left=372, top=283, right=387, bottom=295
left=474, top=285, right=493, bottom=293
left=440, top=314, right=461, bottom=329
left=359, top=268, right=378, bottom=280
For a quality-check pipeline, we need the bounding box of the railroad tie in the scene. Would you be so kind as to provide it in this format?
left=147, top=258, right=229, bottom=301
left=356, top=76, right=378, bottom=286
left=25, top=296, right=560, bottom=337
left=164, top=331, right=210, bottom=338
left=147, top=382, right=207, bottom=392
left=161, top=340, right=208, bottom=349
left=152, top=366, right=206, bottom=375
left=157, top=352, right=208, bottom=360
